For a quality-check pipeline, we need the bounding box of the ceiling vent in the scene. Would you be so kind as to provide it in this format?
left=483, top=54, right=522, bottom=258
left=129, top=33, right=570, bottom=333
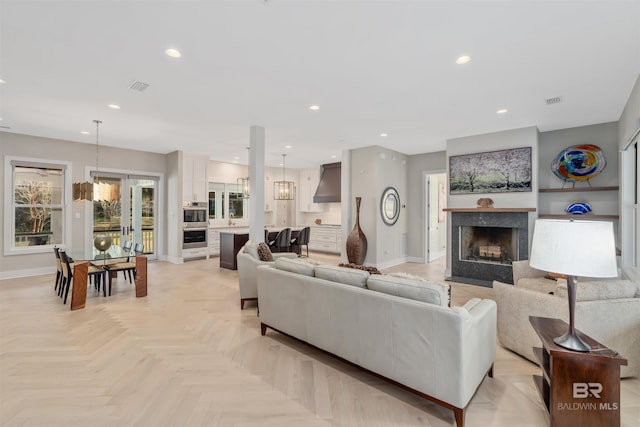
left=128, top=80, right=150, bottom=92
left=545, top=96, right=562, bottom=105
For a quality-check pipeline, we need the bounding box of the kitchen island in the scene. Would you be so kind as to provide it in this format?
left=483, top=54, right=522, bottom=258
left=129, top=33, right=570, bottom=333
left=219, top=228, right=301, bottom=270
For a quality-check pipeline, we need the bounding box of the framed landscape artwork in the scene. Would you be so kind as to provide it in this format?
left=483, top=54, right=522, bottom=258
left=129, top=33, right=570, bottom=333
left=449, top=147, right=532, bottom=195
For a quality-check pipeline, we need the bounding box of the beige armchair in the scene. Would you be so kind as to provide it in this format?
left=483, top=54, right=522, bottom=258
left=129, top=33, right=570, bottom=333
left=237, top=243, right=297, bottom=309
left=494, top=279, right=640, bottom=378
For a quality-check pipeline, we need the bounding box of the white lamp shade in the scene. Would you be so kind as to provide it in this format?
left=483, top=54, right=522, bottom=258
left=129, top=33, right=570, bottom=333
left=529, top=219, right=617, bottom=278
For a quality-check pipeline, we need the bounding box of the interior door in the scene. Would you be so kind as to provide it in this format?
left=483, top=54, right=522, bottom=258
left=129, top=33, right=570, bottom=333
left=426, top=173, right=446, bottom=262
left=92, top=174, right=158, bottom=260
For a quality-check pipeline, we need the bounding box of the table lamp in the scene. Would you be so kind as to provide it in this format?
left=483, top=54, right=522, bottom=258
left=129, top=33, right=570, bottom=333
left=529, top=219, right=617, bottom=352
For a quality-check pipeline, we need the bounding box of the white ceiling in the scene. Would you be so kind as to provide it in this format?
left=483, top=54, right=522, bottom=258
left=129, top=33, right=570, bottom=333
left=1, top=1, right=639, bottom=168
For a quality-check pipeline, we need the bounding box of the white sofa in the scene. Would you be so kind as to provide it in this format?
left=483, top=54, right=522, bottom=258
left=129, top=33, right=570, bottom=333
left=236, top=242, right=297, bottom=309
left=494, top=279, right=640, bottom=378
left=257, top=258, right=497, bottom=427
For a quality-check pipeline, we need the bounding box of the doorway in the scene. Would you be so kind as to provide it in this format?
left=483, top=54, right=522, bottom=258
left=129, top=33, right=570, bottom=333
left=92, top=173, right=159, bottom=260
left=425, top=172, right=447, bottom=262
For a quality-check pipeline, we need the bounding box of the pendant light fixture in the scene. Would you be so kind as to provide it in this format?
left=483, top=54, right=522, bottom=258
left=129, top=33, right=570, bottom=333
left=73, top=120, right=119, bottom=202
left=274, top=154, right=295, bottom=200
left=237, top=147, right=250, bottom=199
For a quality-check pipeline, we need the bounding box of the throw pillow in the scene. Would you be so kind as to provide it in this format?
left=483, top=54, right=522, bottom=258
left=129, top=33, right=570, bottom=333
left=338, top=263, right=381, bottom=274
left=257, top=242, right=273, bottom=262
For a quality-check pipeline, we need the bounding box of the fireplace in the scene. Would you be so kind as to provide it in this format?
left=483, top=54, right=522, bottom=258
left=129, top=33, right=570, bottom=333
left=447, top=209, right=531, bottom=286
left=460, top=226, right=519, bottom=264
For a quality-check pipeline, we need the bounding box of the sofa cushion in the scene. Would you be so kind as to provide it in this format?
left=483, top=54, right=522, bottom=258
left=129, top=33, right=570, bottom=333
left=257, top=242, right=273, bottom=261
left=555, top=279, right=636, bottom=301
left=314, top=264, right=369, bottom=288
left=517, top=277, right=557, bottom=294
left=367, top=273, right=450, bottom=307
left=274, top=257, right=315, bottom=277
left=243, top=240, right=260, bottom=260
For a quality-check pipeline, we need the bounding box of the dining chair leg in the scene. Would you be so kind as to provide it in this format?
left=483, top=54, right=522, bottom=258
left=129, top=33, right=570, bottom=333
left=55, top=271, right=61, bottom=290
left=63, top=278, right=71, bottom=304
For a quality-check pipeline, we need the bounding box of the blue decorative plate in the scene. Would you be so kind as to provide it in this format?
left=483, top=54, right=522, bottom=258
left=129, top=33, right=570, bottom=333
left=565, top=202, right=592, bottom=215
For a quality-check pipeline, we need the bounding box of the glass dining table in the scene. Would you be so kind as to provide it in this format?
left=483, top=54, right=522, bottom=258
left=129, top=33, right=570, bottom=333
left=67, top=245, right=147, bottom=310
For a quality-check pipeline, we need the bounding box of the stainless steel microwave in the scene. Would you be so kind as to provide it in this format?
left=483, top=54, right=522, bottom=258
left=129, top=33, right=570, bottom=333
left=183, top=201, right=207, bottom=227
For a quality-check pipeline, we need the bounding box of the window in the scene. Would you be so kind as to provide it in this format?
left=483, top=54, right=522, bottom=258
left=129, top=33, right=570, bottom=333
left=4, top=157, right=72, bottom=255
left=208, top=182, right=248, bottom=222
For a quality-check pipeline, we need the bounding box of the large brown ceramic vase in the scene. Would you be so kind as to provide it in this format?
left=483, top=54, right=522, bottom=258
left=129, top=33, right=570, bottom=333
left=346, top=197, right=367, bottom=265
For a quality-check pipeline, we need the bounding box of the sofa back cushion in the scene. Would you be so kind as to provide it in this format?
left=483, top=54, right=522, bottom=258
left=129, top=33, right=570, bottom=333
left=314, top=264, right=369, bottom=288
left=274, top=257, right=315, bottom=277
left=367, top=273, right=451, bottom=307
left=555, top=279, right=636, bottom=301
left=243, top=240, right=260, bottom=260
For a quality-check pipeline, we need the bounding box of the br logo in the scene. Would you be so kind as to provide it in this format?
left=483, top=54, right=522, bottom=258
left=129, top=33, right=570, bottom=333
left=573, top=383, right=602, bottom=399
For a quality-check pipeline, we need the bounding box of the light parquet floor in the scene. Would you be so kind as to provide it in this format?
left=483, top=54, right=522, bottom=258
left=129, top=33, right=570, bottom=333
left=1, top=254, right=638, bottom=427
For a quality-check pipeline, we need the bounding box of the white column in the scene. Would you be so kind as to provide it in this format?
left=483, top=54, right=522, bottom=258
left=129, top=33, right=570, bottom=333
left=249, top=126, right=266, bottom=243
left=340, top=149, right=351, bottom=263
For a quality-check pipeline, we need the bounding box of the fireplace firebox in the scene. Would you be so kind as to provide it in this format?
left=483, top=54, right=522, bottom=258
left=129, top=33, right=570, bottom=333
left=447, top=209, right=531, bottom=286
left=460, top=226, right=519, bottom=264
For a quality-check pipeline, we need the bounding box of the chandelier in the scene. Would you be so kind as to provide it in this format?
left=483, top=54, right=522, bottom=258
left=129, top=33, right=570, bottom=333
left=72, top=120, right=119, bottom=202
left=274, top=154, right=295, bottom=200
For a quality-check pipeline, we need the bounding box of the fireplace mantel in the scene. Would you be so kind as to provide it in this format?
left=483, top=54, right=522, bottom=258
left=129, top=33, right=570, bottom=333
left=443, top=208, right=536, bottom=213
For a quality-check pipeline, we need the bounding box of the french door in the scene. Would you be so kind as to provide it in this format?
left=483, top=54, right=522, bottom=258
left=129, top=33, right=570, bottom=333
left=92, top=173, right=158, bottom=260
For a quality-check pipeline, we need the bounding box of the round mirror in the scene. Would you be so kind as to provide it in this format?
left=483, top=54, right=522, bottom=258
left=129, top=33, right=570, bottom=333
left=380, top=187, right=400, bottom=226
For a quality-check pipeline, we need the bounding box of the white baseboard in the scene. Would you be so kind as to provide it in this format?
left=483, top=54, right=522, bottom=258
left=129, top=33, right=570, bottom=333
left=406, top=256, right=424, bottom=263
left=376, top=257, right=409, bottom=270
left=164, top=255, right=184, bottom=264
left=0, top=266, right=56, bottom=280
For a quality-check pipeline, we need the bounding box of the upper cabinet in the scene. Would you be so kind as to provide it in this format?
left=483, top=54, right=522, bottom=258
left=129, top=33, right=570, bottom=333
left=183, top=153, right=208, bottom=202
left=299, top=167, right=322, bottom=212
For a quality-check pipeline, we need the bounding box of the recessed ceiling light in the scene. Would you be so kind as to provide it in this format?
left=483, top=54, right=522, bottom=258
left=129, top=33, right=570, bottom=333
left=80, top=131, right=90, bottom=135
left=108, top=104, right=121, bottom=110
left=497, top=108, right=508, bottom=114
left=0, top=79, right=5, bottom=84
left=233, top=156, right=240, bottom=160
left=285, top=145, right=292, bottom=149
left=380, top=133, right=388, bottom=137
left=165, top=48, right=182, bottom=58
left=456, top=55, right=471, bottom=65
left=331, top=155, right=337, bottom=159
left=309, top=105, right=320, bottom=111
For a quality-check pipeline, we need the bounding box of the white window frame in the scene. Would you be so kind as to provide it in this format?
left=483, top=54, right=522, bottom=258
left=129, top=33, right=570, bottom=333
left=4, top=156, right=73, bottom=256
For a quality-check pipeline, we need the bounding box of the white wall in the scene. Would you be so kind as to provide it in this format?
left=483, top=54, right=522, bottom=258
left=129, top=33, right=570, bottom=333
left=349, top=145, right=408, bottom=268
left=1, top=132, right=167, bottom=278
left=406, top=151, right=446, bottom=261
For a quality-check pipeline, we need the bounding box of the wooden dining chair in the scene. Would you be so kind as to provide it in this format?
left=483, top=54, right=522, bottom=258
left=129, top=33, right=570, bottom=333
left=58, top=250, right=74, bottom=304
left=103, top=243, right=144, bottom=296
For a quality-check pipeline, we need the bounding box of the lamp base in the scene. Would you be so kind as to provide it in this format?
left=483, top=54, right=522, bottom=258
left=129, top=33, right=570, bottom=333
left=554, top=331, right=591, bottom=352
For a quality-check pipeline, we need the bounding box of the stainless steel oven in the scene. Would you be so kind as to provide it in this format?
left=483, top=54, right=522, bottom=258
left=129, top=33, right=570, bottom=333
left=183, top=201, right=208, bottom=229
left=183, top=228, right=207, bottom=249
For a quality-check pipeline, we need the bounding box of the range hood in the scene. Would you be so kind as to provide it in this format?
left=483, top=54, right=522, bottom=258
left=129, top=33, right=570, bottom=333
left=313, top=162, right=341, bottom=203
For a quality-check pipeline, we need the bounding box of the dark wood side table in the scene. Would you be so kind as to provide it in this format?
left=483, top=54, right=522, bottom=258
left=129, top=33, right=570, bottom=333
left=529, top=316, right=627, bottom=427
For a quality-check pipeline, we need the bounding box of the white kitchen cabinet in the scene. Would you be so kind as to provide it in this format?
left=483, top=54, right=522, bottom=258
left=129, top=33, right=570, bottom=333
left=208, top=229, right=221, bottom=256
left=183, top=153, right=208, bottom=202
left=308, top=225, right=340, bottom=254
left=299, top=167, right=322, bottom=212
